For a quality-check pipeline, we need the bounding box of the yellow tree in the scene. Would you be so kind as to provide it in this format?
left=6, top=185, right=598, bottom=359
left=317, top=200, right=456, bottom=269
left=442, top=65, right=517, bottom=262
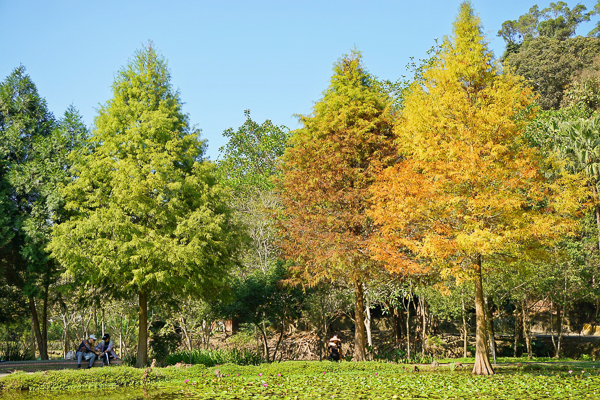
left=369, top=3, right=585, bottom=375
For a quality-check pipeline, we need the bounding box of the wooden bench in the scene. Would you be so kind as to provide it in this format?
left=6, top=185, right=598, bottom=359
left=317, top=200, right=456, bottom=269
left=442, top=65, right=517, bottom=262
left=0, top=358, right=123, bottom=373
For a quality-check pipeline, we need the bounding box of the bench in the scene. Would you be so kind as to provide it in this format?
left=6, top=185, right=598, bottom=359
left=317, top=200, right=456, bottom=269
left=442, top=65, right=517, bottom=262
left=0, top=358, right=123, bottom=373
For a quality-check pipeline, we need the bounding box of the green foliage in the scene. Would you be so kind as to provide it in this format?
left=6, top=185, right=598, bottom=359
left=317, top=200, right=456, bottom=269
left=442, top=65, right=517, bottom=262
left=50, top=43, right=241, bottom=304
left=504, top=36, right=600, bottom=109
left=216, top=110, right=290, bottom=192
left=164, top=348, right=262, bottom=367
left=149, top=326, right=181, bottom=366
left=498, top=2, right=593, bottom=45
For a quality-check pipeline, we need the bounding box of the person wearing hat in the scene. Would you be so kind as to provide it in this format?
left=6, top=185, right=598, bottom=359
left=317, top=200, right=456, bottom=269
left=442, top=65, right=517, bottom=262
left=328, top=335, right=342, bottom=362
left=95, top=334, right=118, bottom=365
left=76, top=334, right=99, bottom=368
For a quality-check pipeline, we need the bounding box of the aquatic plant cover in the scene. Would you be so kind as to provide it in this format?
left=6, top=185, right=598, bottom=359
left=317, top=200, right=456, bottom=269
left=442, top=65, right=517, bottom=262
left=2, top=362, right=600, bottom=399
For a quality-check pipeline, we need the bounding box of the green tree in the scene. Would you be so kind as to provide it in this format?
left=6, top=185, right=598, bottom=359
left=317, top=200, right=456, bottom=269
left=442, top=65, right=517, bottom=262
left=498, top=2, right=592, bottom=45
left=216, top=111, right=290, bottom=275
left=503, top=37, right=600, bottom=109
left=0, top=66, right=78, bottom=359
left=218, top=263, right=304, bottom=362
left=216, top=110, right=290, bottom=192
left=49, top=44, right=241, bottom=367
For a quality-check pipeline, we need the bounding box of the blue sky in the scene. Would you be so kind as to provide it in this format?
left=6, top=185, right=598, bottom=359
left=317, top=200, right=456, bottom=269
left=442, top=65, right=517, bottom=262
left=1, top=0, right=599, bottom=160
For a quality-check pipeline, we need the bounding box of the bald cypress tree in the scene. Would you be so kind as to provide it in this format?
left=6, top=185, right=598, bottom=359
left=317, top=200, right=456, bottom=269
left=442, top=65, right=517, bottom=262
left=279, top=51, right=395, bottom=361
left=50, top=45, right=241, bottom=367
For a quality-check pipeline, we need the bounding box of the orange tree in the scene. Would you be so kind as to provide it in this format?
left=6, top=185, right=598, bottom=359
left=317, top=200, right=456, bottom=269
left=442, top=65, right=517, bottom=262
left=368, top=3, right=585, bottom=375
left=277, top=52, right=395, bottom=361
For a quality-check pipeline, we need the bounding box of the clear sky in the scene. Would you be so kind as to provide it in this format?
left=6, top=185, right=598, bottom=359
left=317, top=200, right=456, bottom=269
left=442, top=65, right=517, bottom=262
left=1, top=0, right=599, bottom=160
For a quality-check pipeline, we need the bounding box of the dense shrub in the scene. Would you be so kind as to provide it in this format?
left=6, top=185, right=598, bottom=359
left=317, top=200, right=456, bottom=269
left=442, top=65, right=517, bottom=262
left=164, top=348, right=262, bottom=367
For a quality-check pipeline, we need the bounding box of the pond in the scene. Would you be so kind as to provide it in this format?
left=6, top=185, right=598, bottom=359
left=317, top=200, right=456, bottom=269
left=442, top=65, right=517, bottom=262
left=2, top=366, right=600, bottom=399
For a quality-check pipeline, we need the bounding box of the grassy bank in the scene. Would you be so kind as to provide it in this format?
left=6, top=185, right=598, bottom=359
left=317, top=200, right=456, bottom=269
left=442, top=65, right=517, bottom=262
left=2, top=361, right=600, bottom=399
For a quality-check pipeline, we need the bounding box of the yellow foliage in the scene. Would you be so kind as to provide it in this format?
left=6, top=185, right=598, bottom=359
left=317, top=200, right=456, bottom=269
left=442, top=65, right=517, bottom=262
left=369, top=4, right=587, bottom=277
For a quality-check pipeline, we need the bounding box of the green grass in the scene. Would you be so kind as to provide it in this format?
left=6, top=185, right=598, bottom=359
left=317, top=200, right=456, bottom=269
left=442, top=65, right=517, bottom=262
left=2, top=360, right=600, bottom=399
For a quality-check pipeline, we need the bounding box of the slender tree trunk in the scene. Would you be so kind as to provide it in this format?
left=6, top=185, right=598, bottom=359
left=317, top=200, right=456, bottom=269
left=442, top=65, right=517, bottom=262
left=353, top=279, right=367, bottom=361
left=472, top=256, right=493, bottom=375
left=391, top=303, right=402, bottom=346
left=93, top=303, right=98, bottom=336
left=257, top=322, right=270, bottom=362
left=62, top=314, right=68, bottom=358
left=136, top=290, right=148, bottom=368
left=484, top=295, right=496, bottom=364
left=555, top=303, right=563, bottom=358
left=364, top=287, right=372, bottom=360
left=421, top=296, right=427, bottom=356
left=522, top=299, right=532, bottom=359
left=461, top=291, right=468, bottom=358
left=41, top=282, right=49, bottom=359
left=120, top=315, right=123, bottom=359
left=272, top=317, right=285, bottom=363
left=180, top=317, right=192, bottom=351
left=29, top=296, right=48, bottom=360
left=513, top=305, right=522, bottom=357
left=406, top=293, right=411, bottom=359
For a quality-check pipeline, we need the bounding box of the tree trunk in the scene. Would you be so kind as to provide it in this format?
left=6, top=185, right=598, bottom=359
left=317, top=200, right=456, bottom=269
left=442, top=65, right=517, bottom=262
left=353, top=279, right=367, bottom=361
left=364, top=286, right=372, bottom=360
left=472, top=256, right=493, bottom=375
left=461, top=292, right=468, bottom=358
left=136, top=290, right=148, bottom=368
left=406, top=293, right=411, bottom=359
left=93, top=303, right=98, bottom=336
left=484, top=295, right=496, bottom=364
left=29, top=296, right=48, bottom=360
left=513, top=304, right=522, bottom=357
left=180, top=317, right=192, bottom=351
left=391, top=302, right=402, bottom=346
left=258, top=321, right=270, bottom=362
left=553, top=303, right=563, bottom=358
left=522, top=299, right=532, bottom=359
left=41, top=283, right=49, bottom=359
left=420, top=296, right=427, bottom=356
left=272, top=317, right=286, bottom=363
left=120, top=315, right=123, bottom=359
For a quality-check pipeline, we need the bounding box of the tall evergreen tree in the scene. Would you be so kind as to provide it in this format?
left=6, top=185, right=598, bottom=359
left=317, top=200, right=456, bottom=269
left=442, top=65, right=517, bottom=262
left=0, top=66, right=68, bottom=359
left=50, top=44, right=241, bottom=367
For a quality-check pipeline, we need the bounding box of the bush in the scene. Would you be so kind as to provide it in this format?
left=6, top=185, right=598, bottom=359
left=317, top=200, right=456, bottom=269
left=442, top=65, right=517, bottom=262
left=0, top=341, right=34, bottom=361
left=164, top=348, right=262, bottom=367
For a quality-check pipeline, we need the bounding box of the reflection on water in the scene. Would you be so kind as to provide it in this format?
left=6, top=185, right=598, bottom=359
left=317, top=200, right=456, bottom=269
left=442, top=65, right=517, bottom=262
left=0, top=387, right=198, bottom=400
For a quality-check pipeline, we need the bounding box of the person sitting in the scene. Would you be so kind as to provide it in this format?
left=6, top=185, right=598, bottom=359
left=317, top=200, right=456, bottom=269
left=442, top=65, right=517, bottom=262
left=95, top=333, right=118, bottom=365
left=76, top=334, right=98, bottom=369
left=328, top=335, right=342, bottom=362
